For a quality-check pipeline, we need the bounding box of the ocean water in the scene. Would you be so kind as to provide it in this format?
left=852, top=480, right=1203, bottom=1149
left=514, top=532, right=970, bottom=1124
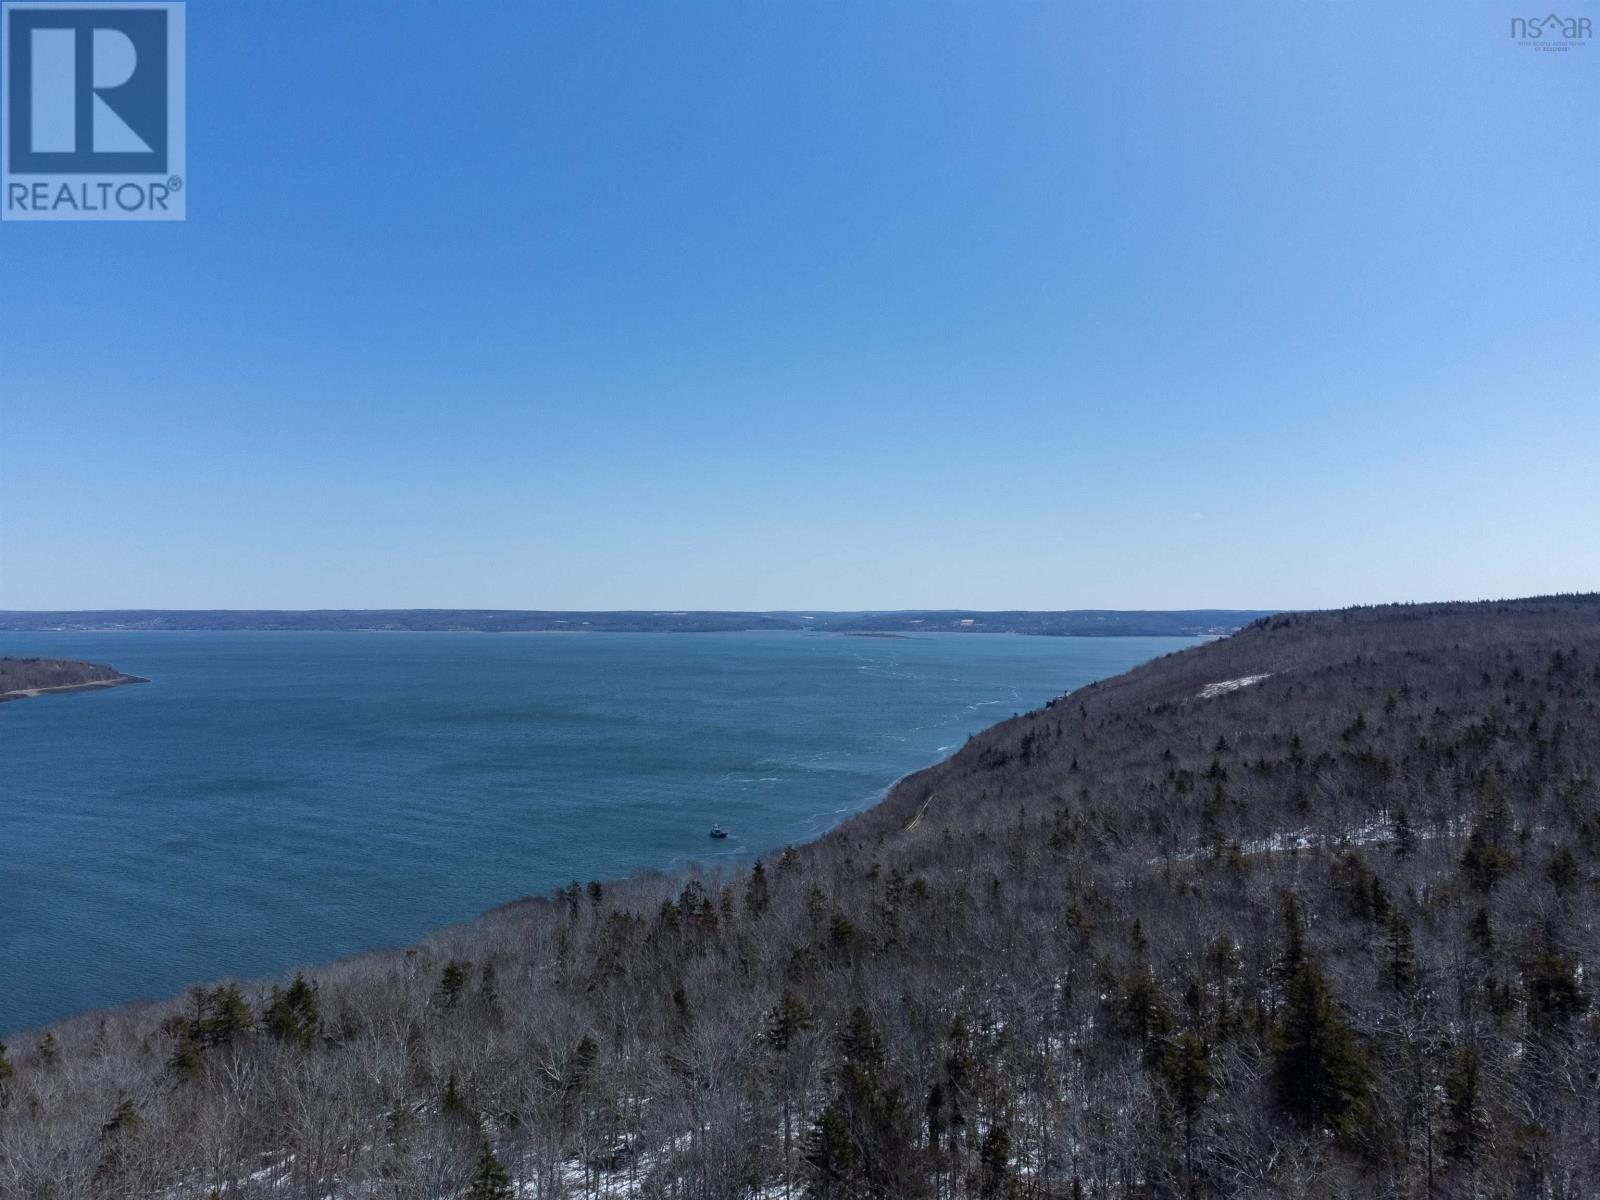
left=0, top=631, right=1195, bottom=1033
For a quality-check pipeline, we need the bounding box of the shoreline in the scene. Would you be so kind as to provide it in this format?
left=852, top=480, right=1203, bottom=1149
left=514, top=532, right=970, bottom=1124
left=0, top=674, right=148, bottom=703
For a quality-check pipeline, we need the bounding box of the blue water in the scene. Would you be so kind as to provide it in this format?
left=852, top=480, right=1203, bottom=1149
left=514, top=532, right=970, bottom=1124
left=0, top=631, right=1194, bottom=1033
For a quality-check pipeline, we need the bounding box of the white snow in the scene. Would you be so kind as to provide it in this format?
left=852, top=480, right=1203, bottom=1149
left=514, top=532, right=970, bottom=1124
left=1197, top=673, right=1271, bottom=699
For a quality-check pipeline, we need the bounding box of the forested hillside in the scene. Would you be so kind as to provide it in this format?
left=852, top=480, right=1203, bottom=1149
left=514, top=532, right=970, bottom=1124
left=4, top=596, right=1599, bottom=1199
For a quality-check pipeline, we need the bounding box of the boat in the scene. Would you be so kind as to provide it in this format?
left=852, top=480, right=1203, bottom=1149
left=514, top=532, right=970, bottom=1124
left=709, top=825, right=728, bottom=839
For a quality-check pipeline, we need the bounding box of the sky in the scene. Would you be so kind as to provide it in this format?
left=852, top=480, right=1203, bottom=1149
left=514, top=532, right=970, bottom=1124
left=1, top=0, right=1596, bottom=611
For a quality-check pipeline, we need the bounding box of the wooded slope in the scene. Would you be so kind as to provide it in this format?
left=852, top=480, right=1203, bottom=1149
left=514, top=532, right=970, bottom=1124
left=3, top=595, right=1599, bottom=1199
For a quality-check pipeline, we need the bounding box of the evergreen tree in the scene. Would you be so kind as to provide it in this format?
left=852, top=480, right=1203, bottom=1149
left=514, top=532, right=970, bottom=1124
left=1461, top=778, right=1514, bottom=890
left=1275, top=893, right=1310, bottom=983
left=1271, top=913, right=1370, bottom=1138
left=805, top=1007, right=920, bottom=1198
left=1158, top=1032, right=1213, bottom=1199
left=838, top=1005, right=884, bottom=1074
left=479, top=960, right=499, bottom=1013
left=101, top=1094, right=141, bottom=1137
left=1525, top=949, right=1590, bottom=1029
left=1468, top=905, right=1494, bottom=954
left=1461, top=829, right=1511, bottom=892
left=1442, top=1045, right=1487, bottom=1165
left=767, top=990, right=816, bottom=1191
left=1393, top=806, right=1416, bottom=859
left=938, top=1016, right=976, bottom=1147
left=1546, top=845, right=1579, bottom=895
left=747, top=859, right=772, bottom=917
left=768, top=991, right=815, bottom=1052
left=97, top=1093, right=142, bottom=1181
left=978, top=1121, right=1014, bottom=1198
left=190, top=984, right=252, bottom=1047
left=0, top=1041, right=13, bottom=1085
left=466, top=1139, right=514, bottom=1200
left=262, top=974, right=320, bottom=1047
left=561, top=1035, right=599, bottom=1131
left=37, top=1032, right=59, bottom=1066
left=442, top=1071, right=475, bottom=1130
left=169, top=1026, right=203, bottom=1081
left=439, top=961, right=468, bottom=1010
left=804, top=1102, right=862, bottom=1198
left=1116, top=966, right=1174, bottom=1065
left=924, top=1081, right=949, bottom=1154
left=1381, top=908, right=1417, bottom=993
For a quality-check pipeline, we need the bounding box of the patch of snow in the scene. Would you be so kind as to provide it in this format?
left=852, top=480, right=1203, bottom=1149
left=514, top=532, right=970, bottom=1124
left=1197, top=673, right=1271, bottom=699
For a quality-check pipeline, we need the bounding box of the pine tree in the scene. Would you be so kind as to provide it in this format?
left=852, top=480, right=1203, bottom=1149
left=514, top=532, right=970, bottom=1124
left=561, top=1035, right=598, bottom=1131
left=768, top=991, right=815, bottom=1052
left=97, top=1093, right=142, bottom=1181
left=1271, top=905, right=1370, bottom=1139
left=1275, top=894, right=1309, bottom=983
left=1393, top=806, right=1416, bottom=859
left=838, top=1006, right=884, bottom=1074
left=1461, top=828, right=1511, bottom=892
left=746, top=859, right=772, bottom=916
left=1442, top=1045, right=1487, bottom=1165
left=1158, top=1033, right=1213, bottom=1199
left=439, top=961, right=468, bottom=1010
left=101, top=1094, right=141, bottom=1137
left=442, top=1071, right=476, bottom=1132
left=193, top=984, right=252, bottom=1047
left=925, top=1081, right=949, bottom=1154
left=767, top=991, right=816, bottom=1193
left=1116, top=966, right=1174, bottom=1065
left=1525, top=949, right=1590, bottom=1029
left=169, top=1026, right=203, bottom=1081
left=978, top=1121, right=1014, bottom=1198
left=939, top=1015, right=976, bottom=1144
left=804, top=1102, right=862, bottom=1198
left=466, top=1139, right=514, bottom=1200
left=1381, top=908, right=1417, bottom=993
left=37, top=1032, right=59, bottom=1066
left=262, top=974, right=320, bottom=1047
left=1546, top=845, right=1579, bottom=895
left=479, top=960, right=499, bottom=1013
left=806, top=1007, right=919, bottom=1197
left=1468, top=905, right=1494, bottom=954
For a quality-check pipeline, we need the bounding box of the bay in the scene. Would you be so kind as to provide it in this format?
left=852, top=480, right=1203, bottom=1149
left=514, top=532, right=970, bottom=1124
left=0, top=630, right=1194, bottom=1032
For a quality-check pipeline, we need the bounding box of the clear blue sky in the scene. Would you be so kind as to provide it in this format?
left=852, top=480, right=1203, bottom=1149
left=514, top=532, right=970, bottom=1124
left=2, top=1, right=1595, bottom=611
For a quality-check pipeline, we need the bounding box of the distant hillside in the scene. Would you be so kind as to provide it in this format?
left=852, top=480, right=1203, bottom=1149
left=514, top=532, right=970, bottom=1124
left=0, top=608, right=1272, bottom=637
left=0, top=657, right=145, bottom=702
left=5, top=596, right=1598, bottom=1198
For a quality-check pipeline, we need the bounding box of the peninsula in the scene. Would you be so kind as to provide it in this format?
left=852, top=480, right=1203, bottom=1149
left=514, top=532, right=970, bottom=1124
left=0, top=657, right=147, bottom=703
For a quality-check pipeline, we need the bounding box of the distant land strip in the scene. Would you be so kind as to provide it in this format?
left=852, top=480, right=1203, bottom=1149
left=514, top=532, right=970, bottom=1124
left=0, top=657, right=147, bottom=703
left=0, top=609, right=1276, bottom=637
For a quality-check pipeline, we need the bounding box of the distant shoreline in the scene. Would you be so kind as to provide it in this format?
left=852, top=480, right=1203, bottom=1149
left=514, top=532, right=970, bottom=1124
left=0, top=608, right=1273, bottom=639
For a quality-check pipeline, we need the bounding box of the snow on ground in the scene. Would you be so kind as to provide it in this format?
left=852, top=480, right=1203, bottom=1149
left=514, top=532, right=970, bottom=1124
left=1197, top=673, right=1271, bottom=699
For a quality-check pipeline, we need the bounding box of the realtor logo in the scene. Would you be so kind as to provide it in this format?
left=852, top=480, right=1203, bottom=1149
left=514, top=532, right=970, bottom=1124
left=2, top=2, right=185, bottom=220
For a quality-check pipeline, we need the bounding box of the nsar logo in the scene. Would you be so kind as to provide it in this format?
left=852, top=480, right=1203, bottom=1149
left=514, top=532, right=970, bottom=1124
left=1510, top=11, right=1592, bottom=49
left=2, top=2, right=185, bottom=221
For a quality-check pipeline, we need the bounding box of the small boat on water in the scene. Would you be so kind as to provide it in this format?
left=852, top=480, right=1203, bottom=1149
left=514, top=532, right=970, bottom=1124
left=709, top=825, right=728, bottom=839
